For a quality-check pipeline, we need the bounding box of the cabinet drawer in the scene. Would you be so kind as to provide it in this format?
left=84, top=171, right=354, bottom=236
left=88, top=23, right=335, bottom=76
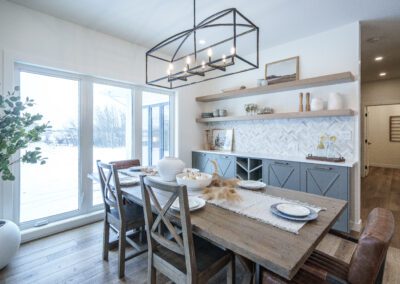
left=300, top=163, right=350, bottom=232
left=262, top=160, right=300, bottom=191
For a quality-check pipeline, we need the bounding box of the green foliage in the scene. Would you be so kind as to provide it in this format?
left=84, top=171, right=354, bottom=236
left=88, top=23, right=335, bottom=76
left=0, top=87, right=50, bottom=181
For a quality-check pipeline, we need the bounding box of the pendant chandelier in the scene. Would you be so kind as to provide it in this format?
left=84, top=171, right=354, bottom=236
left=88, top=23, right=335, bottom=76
left=146, top=0, right=259, bottom=89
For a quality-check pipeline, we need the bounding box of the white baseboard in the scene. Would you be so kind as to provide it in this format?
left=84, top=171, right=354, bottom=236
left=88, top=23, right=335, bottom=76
left=350, top=219, right=362, bottom=232
left=21, top=211, right=103, bottom=243
left=369, top=163, right=400, bottom=169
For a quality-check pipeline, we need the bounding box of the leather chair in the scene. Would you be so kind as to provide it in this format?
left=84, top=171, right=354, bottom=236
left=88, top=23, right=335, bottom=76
left=262, top=208, right=395, bottom=284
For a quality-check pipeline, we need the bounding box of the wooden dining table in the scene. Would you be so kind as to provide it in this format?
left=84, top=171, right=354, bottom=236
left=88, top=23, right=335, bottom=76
left=121, top=180, right=347, bottom=282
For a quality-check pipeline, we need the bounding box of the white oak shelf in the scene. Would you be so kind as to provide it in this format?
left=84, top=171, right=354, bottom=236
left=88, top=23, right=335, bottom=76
left=196, top=109, right=355, bottom=123
left=195, top=72, right=355, bottom=102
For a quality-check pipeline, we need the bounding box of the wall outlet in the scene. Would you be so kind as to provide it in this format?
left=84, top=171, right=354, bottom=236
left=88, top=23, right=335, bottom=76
left=340, top=131, right=352, bottom=141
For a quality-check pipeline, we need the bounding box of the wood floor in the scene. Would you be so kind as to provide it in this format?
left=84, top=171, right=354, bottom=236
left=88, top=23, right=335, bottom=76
left=0, top=221, right=399, bottom=284
left=362, top=166, right=400, bottom=248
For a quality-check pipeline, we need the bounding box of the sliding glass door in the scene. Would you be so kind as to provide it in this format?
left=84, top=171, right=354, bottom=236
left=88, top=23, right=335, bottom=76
left=19, top=71, right=80, bottom=224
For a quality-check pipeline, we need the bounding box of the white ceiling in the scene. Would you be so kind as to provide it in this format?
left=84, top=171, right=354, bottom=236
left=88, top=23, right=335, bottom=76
left=361, top=19, right=400, bottom=82
left=7, top=0, right=400, bottom=82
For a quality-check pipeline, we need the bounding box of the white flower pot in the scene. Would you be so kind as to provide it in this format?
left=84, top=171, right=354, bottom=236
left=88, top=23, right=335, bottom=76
left=157, top=157, right=185, bottom=181
left=0, top=220, right=21, bottom=270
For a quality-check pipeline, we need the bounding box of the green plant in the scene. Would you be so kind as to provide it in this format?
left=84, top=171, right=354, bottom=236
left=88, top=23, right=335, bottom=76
left=0, top=87, right=50, bottom=181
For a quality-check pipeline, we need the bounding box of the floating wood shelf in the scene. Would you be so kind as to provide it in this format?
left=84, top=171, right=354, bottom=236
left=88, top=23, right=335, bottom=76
left=196, top=72, right=355, bottom=102
left=196, top=109, right=355, bottom=123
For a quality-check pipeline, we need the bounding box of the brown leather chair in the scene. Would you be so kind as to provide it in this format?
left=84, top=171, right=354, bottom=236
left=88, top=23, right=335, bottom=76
left=262, top=208, right=395, bottom=284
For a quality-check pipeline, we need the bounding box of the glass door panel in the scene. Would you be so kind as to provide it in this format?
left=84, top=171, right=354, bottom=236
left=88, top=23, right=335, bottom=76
left=142, top=91, right=170, bottom=166
left=92, top=83, right=131, bottom=205
left=19, top=72, right=79, bottom=223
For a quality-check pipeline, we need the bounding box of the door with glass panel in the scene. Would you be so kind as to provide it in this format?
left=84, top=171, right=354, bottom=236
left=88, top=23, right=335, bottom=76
left=142, top=91, right=171, bottom=166
left=19, top=71, right=79, bottom=225
left=92, top=83, right=132, bottom=205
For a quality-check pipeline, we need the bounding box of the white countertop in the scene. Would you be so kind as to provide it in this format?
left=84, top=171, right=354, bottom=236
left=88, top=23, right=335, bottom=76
left=193, top=150, right=356, bottom=167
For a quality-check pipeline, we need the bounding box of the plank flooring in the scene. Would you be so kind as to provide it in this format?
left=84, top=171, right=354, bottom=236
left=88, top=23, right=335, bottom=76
left=362, top=166, right=400, bottom=248
left=1, top=221, right=399, bottom=284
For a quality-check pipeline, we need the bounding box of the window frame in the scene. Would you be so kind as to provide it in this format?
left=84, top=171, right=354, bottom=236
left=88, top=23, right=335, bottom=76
left=11, top=63, right=175, bottom=231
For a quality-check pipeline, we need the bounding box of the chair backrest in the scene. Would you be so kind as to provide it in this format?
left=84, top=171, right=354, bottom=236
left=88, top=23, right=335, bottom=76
left=97, top=161, right=125, bottom=220
left=348, top=208, right=395, bottom=284
left=140, top=175, right=197, bottom=277
left=110, top=159, right=140, bottom=170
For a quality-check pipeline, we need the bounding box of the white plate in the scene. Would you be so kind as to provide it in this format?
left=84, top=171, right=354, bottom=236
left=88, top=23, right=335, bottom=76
left=170, top=197, right=206, bottom=212
left=119, top=176, right=140, bottom=186
left=276, top=203, right=311, bottom=217
left=237, top=180, right=266, bottom=190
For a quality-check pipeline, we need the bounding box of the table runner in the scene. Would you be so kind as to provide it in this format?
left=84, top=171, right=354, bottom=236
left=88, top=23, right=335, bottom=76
left=206, top=188, right=325, bottom=234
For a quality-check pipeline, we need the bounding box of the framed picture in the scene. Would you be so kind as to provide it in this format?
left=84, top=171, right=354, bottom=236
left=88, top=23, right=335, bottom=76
left=212, top=129, right=233, bottom=151
left=265, top=56, right=299, bottom=85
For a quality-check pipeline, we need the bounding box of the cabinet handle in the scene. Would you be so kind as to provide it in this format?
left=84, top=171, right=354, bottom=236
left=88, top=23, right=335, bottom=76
left=274, top=161, right=289, bottom=165
left=314, top=166, right=333, bottom=171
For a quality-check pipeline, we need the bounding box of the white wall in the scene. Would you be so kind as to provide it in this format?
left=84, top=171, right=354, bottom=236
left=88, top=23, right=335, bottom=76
left=362, top=78, right=400, bottom=106
left=196, top=23, right=362, bottom=230
left=0, top=0, right=202, bottom=220
left=367, top=104, right=400, bottom=168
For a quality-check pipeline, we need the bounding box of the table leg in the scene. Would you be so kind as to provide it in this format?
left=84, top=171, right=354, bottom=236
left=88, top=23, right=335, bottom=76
left=237, top=255, right=256, bottom=284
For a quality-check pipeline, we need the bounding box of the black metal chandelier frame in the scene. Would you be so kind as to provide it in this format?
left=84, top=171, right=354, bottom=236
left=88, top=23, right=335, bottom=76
left=145, top=0, right=259, bottom=89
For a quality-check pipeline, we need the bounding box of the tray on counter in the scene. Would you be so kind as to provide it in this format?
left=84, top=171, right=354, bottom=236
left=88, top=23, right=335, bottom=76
left=306, top=155, right=345, bottom=163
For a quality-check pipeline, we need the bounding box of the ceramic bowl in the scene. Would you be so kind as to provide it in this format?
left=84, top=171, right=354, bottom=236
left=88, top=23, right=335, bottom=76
left=176, top=172, right=213, bottom=190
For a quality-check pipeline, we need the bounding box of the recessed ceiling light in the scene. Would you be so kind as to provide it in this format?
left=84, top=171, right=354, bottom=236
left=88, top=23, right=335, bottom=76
left=199, top=39, right=206, bottom=45
left=379, top=72, right=387, bottom=77
left=375, top=56, right=383, bottom=61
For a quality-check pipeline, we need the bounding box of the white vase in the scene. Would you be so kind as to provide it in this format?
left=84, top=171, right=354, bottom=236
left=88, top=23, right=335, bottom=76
left=0, top=220, right=21, bottom=270
left=157, top=157, right=185, bottom=181
left=328, top=92, right=343, bottom=110
left=310, top=98, right=324, bottom=111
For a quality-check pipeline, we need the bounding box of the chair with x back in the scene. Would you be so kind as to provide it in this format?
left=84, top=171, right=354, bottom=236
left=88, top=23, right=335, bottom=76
left=140, top=175, right=235, bottom=284
left=97, top=161, right=146, bottom=279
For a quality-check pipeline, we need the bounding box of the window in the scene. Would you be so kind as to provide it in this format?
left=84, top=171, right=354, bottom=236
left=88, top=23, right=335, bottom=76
left=12, top=64, right=174, bottom=231
left=19, top=72, right=80, bottom=223
left=142, top=91, right=171, bottom=166
left=92, top=83, right=132, bottom=205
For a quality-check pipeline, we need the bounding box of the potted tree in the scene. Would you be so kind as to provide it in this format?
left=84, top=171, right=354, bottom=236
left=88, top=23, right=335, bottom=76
left=0, top=86, right=50, bottom=270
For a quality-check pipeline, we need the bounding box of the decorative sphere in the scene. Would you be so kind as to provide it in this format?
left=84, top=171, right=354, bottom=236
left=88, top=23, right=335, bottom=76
left=0, top=220, right=21, bottom=270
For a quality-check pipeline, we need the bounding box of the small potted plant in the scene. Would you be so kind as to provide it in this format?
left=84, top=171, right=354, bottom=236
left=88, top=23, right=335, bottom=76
left=0, top=86, right=50, bottom=270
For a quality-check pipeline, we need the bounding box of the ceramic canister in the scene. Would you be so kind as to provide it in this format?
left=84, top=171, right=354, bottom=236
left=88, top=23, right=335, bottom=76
left=328, top=92, right=343, bottom=110
left=310, top=98, right=324, bottom=111
left=157, top=157, right=185, bottom=181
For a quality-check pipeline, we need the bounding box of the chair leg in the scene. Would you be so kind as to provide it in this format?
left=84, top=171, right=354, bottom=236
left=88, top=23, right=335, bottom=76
left=148, top=255, right=156, bottom=284
left=227, top=255, right=235, bottom=284
left=103, top=220, right=110, bottom=261
left=118, top=226, right=126, bottom=278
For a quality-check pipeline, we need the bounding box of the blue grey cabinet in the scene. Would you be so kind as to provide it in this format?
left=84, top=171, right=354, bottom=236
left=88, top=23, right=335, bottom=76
left=192, top=152, right=235, bottom=179
left=262, top=160, right=301, bottom=191
left=300, top=163, right=350, bottom=232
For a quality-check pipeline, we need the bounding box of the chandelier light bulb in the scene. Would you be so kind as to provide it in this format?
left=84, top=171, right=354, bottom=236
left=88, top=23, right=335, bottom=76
left=167, top=69, right=171, bottom=75
left=230, top=47, right=236, bottom=55
left=186, top=56, right=191, bottom=65
left=169, top=63, right=174, bottom=70
left=201, top=60, right=206, bottom=69
left=222, top=54, right=226, bottom=63
left=183, top=66, right=188, bottom=72
left=207, top=48, right=213, bottom=58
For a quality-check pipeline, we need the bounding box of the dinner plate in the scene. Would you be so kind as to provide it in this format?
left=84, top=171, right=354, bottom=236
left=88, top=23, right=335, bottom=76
left=276, top=203, right=311, bottom=217
left=237, top=180, right=266, bottom=190
left=119, top=176, right=140, bottom=187
left=170, top=197, right=206, bottom=212
left=270, top=204, right=318, bottom=221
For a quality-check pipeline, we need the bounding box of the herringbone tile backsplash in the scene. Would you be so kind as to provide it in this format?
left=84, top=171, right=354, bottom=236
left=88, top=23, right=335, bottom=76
left=210, top=116, right=355, bottom=159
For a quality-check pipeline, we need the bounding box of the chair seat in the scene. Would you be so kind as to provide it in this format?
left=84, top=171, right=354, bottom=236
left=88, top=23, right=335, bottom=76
left=109, top=203, right=144, bottom=227
left=154, top=234, right=231, bottom=274
left=262, top=250, right=349, bottom=284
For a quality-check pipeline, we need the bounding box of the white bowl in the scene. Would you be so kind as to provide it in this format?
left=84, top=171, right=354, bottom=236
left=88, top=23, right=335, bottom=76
left=176, top=172, right=213, bottom=190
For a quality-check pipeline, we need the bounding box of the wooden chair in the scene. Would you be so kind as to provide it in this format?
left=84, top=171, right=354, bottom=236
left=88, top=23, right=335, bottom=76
left=140, top=175, right=235, bottom=284
left=97, top=161, right=147, bottom=278
left=261, top=207, right=395, bottom=284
